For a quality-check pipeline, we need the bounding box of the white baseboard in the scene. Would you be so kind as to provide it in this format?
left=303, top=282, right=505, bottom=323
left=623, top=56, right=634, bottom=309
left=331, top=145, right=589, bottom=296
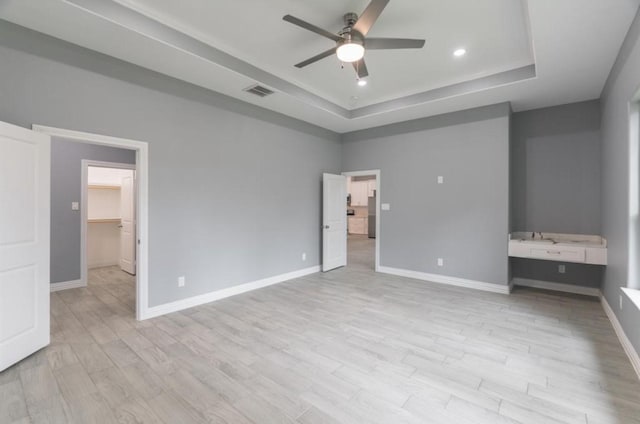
left=141, top=265, right=321, bottom=320
left=88, top=260, right=118, bottom=269
left=601, top=295, right=640, bottom=379
left=50, top=279, right=86, bottom=292
left=511, top=278, right=601, bottom=297
left=378, top=266, right=510, bottom=294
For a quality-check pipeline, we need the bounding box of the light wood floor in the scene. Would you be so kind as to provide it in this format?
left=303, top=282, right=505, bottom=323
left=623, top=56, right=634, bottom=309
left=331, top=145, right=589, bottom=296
left=2, top=250, right=640, bottom=423
left=348, top=234, right=375, bottom=271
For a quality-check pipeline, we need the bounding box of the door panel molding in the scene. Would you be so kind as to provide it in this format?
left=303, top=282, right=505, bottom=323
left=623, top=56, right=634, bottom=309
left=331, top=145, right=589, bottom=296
left=0, top=121, right=50, bottom=371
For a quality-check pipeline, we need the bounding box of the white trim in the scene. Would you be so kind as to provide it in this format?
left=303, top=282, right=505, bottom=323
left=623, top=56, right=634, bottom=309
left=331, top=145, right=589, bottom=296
left=601, top=295, right=640, bottom=379
left=33, top=125, right=150, bottom=321
left=628, top=100, right=640, bottom=289
left=378, top=266, right=510, bottom=294
left=81, top=160, right=136, bottom=288
left=143, top=265, right=320, bottom=320
left=622, top=287, right=640, bottom=310
left=511, top=277, right=601, bottom=297
left=342, top=170, right=381, bottom=272
left=50, top=280, right=85, bottom=292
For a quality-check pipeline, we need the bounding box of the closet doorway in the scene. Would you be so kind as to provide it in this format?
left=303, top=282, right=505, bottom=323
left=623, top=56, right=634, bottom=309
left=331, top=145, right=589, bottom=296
left=81, top=161, right=137, bottom=309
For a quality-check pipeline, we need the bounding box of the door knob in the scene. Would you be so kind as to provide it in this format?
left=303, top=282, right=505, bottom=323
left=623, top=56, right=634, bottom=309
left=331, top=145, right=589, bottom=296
left=324, top=225, right=330, bottom=229
left=117, top=224, right=123, bottom=228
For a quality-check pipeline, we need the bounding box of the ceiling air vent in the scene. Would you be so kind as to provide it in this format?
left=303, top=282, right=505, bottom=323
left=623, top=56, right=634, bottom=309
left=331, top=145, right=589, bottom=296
left=243, top=84, right=275, bottom=98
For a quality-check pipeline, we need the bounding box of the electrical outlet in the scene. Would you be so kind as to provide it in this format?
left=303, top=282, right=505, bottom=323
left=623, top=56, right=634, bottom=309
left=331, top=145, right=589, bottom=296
left=71, top=202, right=79, bottom=211
left=558, top=264, right=566, bottom=274
left=178, top=276, right=185, bottom=287
left=437, top=258, right=444, bottom=267
left=620, top=294, right=623, bottom=310
left=302, top=252, right=307, bottom=261
left=437, top=176, right=444, bottom=184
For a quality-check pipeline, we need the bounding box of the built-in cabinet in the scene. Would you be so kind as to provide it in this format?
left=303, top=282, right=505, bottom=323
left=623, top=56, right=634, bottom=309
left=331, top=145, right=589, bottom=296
left=367, top=179, right=376, bottom=197
left=347, top=178, right=376, bottom=207
left=348, top=216, right=368, bottom=235
left=348, top=180, right=369, bottom=206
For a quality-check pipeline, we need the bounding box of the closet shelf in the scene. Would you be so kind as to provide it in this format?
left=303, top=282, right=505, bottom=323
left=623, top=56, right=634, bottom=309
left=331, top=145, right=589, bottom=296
left=88, top=184, right=120, bottom=190
left=88, top=218, right=121, bottom=223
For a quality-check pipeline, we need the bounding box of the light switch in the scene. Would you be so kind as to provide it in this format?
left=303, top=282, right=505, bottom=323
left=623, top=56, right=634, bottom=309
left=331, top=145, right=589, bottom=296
left=381, top=203, right=391, bottom=211
left=437, top=176, right=444, bottom=184
left=71, top=202, right=79, bottom=211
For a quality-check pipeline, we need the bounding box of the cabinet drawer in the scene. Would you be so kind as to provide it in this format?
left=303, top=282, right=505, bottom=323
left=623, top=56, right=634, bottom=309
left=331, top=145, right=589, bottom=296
left=529, top=247, right=585, bottom=263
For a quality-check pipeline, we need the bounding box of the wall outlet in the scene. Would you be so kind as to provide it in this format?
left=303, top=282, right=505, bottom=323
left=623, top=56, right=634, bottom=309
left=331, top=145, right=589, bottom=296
left=437, top=176, right=444, bottom=184
left=71, top=202, right=79, bottom=211
left=178, top=276, right=185, bottom=287
left=302, top=252, right=307, bottom=261
left=620, top=294, right=623, bottom=310
left=558, top=264, right=566, bottom=274
left=437, top=258, right=444, bottom=267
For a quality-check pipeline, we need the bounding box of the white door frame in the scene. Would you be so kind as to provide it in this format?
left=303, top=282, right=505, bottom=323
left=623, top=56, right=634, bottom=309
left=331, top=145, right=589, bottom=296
left=33, top=125, right=150, bottom=321
left=81, top=160, right=136, bottom=285
left=342, top=169, right=381, bottom=272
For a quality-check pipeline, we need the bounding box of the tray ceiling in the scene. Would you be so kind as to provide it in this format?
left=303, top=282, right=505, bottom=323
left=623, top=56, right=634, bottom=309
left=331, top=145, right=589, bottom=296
left=0, top=0, right=638, bottom=132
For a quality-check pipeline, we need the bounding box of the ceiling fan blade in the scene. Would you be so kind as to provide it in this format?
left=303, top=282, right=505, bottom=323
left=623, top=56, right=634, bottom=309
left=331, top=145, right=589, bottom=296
left=294, top=48, right=337, bottom=68
left=283, top=15, right=342, bottom=42
left=352, top=59, right=369, bottom=79
left=365, top=38, right=426, bottom=50
left=353, top=0, right=390, bottom=36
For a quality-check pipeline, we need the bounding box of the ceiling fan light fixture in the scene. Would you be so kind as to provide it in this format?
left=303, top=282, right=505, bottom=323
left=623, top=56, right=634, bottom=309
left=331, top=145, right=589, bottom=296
left=453, top=48, right=467, bottom=57
left=336, top=42, right=365, bottom=63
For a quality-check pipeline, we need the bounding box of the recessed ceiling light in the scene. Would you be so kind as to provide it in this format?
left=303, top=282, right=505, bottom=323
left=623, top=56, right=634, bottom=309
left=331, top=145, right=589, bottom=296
left=453, top=48, right=467, bottom=57
left=357, top=79, right=368, bottom=87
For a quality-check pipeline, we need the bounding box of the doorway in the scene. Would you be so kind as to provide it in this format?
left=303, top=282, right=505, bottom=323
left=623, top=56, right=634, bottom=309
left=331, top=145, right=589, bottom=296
left=33, top=125, right=150, bottom=320
left=342, top=170, right=380, bottom=271
left=83, top=162, right=137, bottom=313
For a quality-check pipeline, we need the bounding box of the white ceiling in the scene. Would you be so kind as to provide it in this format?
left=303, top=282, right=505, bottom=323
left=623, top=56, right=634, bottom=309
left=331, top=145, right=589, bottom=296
left=113, top=0, right=534, bottom=109
left=1, top=0, right=638, bottom=133
left=88, top=166, right=133, bottom=186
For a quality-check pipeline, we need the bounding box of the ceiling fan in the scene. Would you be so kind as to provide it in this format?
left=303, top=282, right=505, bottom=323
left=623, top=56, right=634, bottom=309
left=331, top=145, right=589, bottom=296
left=282, top=0, right=425, bottom=79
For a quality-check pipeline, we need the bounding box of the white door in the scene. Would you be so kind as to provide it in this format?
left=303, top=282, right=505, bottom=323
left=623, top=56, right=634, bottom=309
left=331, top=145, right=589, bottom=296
left=0, top=121, right=50, bottom=371
left=119, top=174, right=136, bottom=275
left=322, top=173, right=347, bottom=272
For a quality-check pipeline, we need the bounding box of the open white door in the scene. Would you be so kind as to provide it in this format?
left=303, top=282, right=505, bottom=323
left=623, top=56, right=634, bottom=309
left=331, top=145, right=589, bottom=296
left=322, top=173, right=347, bottom=272
left=0, top=121, right=50, bottom=371
left=119, top=173, right=136, bottom=275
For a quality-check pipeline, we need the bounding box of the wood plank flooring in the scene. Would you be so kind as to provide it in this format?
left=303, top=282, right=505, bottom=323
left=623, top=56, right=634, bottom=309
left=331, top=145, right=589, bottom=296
left=2, top=243, right=640, bottom=423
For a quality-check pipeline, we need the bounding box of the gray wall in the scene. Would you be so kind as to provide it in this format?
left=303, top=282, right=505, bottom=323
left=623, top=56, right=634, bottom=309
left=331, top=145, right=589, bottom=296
left=342, top=103, right=511, bottom=286
left=510, top=100, right=603, bottom=287
left=510, top=258, right=602, bottom=288
left=0, top=21, right=342, bottom=307
left=601, top=9, right=640, bottom=354
left=50, top=138, right=135, bottom=284
left=511, top=100, right=602, bottom=234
